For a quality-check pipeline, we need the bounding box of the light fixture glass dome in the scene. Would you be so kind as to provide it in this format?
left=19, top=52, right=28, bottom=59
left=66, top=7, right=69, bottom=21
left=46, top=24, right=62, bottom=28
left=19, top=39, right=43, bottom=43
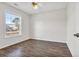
left=32, top=2, right=38, bottom=9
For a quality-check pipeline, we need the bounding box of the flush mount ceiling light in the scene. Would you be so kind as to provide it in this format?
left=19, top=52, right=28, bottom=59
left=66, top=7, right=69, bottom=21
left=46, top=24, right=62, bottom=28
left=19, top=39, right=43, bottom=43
left=32, top=2, right=39, bottom=9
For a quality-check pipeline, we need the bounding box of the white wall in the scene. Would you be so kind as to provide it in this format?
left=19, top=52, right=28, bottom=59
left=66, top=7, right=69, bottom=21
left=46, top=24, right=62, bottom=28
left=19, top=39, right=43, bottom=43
left=66, top=3, right=76, bottom=56
left=67, top=2, right=79, bottom=57
left=31, top=9, right=67, bottom=43
left=0, top=3, right=30, bottom=49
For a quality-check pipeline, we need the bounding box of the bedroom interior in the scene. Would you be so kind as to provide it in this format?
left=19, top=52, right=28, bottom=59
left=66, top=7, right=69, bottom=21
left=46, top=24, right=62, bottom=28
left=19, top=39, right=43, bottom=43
left=0, top=2, right=79, bottom=57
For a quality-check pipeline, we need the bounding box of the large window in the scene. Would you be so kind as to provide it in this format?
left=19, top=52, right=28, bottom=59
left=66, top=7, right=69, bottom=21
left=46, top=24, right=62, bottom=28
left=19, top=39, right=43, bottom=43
left=5, top=12, right=21, bottom=37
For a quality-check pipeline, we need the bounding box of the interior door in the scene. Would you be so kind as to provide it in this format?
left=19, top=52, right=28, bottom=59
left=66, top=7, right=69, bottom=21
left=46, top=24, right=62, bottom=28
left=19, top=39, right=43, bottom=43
left=73, top=3, right=79, bottom=57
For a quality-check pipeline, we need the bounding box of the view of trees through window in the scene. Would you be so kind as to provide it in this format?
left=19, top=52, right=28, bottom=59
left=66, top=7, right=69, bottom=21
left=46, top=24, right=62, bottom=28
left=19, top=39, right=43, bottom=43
left=5, top=13, right=21, bottom=37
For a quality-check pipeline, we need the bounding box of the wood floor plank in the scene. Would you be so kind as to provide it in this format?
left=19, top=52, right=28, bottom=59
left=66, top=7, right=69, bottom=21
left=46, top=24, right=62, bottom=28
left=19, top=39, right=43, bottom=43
left=0, top=39, right=72, bottom=57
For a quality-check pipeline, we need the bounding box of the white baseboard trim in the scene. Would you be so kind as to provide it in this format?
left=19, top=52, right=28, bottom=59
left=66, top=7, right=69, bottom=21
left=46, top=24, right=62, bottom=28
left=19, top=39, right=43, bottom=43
left=31, top=38, right=66, bottom=43
left=0, top=37, right=66, bottom=49
left=0, top=37, right=30, bottom=49
left=66, top=42, right=73, bottom=57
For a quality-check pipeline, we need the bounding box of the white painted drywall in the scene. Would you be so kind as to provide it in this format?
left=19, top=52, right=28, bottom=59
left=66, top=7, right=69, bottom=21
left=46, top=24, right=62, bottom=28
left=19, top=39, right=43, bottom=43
left=67, top=2, right=79, bottom=57
left=66, top=3, right=76, bottom=56
left=0, top=3, right=30, bottom=49
left=31, top=9, right=67, bottom=43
